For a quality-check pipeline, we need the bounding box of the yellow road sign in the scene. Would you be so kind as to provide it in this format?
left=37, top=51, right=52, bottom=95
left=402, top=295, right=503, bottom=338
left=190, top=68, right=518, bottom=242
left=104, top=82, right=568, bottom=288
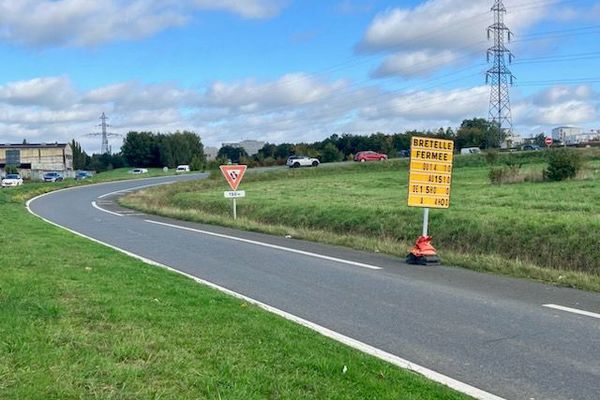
left=408, top=137, right=454, bottom=209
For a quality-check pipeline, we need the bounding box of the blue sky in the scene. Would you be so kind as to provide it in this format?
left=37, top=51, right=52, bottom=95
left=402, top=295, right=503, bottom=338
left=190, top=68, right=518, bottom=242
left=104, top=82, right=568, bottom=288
left=0, top=0, right=598, bottom=153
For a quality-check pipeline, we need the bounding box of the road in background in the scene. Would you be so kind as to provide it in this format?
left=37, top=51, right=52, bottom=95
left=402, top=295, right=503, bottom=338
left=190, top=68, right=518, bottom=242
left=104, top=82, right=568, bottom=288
left=29, top=175, right=600, bottom=400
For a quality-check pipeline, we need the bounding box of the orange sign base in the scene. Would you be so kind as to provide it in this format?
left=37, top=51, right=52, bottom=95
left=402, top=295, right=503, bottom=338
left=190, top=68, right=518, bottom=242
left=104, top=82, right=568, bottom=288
left=406, top=236, right=440, bottom=265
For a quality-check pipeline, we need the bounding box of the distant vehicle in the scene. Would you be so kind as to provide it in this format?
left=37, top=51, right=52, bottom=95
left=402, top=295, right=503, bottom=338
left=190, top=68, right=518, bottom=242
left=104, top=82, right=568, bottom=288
left=460, top=147, right=481, bottom=155
left=397, top=150, right=410, bottom=158
left=75, top=171, right=92, bottom=180
left=354, top=151, right=388, bottom=162
left=43, top=172, right=64, bottom=182
left=176, top=165, right=190, bottom=173
left=129, top=168, right=148, bottom=174
left=522, top=144, right=541, bottom=151
left=286, top=155, right=320, bottom=168
left=1, top=174, right=23, bottom=188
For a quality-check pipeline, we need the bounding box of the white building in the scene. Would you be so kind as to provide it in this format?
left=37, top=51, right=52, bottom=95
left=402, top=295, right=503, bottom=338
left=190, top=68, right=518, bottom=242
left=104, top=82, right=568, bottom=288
left=204, top=146, right=219, bottom=161
left=552, top=126, right=582, bottom=143
left=221, top=140, right=266, bottom=156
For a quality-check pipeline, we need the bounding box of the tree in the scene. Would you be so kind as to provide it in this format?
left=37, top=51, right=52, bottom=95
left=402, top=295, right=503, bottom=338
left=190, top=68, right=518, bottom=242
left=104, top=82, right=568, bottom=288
left=158, top=131, right=205, bottom=168
left=121, top=131, right=160, bottom=167
left=70, top=139, right=89, bottom=170
left=320, top=142, right=344, bottom=163
left=217, top=145, right=248, bottom=163
left=455, top=118, right=503, bottom=149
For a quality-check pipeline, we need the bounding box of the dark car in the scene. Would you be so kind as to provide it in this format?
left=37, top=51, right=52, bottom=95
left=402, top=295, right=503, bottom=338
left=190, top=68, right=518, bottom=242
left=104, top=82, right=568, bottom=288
left=75, top=171, right=92, bottom=180
left=43, top=172, right=64, bottom=182
left=354, top=151, right=388, bottom=162
left=522, top=144, right=541, bottom=151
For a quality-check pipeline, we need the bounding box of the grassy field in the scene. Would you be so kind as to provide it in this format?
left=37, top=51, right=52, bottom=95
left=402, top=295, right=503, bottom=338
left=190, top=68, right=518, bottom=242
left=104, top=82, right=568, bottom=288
left=0, top=185, right=470, bottom=398
left=122, top=149, right=600, bottom=292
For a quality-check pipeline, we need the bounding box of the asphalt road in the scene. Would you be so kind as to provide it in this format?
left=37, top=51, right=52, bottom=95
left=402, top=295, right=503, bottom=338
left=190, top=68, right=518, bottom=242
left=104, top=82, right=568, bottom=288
left=28, top=174, right=600, bottom=400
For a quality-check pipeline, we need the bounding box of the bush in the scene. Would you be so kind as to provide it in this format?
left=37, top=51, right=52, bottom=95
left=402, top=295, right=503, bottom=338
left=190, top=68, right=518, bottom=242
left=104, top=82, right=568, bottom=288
left=544, top=149, right=582, bottom=181
left=489, top=165, right=522, bottom=184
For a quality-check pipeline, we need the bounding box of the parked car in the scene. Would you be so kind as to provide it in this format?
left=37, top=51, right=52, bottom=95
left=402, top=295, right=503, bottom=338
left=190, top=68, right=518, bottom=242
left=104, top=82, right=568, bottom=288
left=176, top=165, right=190, bottom=173
left=397, top=149, right=410, bottom=158
left=286, top=155, right=320, bottom=168
left=522, top=144, right=541, bottom=151
left=43, top=172, right=64, bottom=182
left=129, top=168, right=148, bottom=174
left=354, top=151, right=388, bottom=162
left=75, top=171, right=92, bottom=180
left=1, top=173, right=23, bottom=188
left=460, top=147, right=481, bottom=155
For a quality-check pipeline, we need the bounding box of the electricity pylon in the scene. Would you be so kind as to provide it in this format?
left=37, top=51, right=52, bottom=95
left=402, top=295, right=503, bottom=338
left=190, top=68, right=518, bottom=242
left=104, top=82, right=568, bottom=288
left=486, top=0, right=516, bottom=148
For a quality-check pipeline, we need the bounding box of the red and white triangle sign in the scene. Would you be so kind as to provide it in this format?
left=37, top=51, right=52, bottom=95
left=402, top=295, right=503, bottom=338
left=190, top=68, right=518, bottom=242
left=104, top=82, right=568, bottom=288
left=219, top=165, right=247, bottom=191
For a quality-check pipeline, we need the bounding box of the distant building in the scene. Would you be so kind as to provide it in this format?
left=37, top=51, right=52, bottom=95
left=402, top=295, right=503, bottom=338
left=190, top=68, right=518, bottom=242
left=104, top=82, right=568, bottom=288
left=0, top=143, right=73, bottom=179
left=204, top=146, right=219, bottom=161
left=552, top=126, right=582, bottom=143
left=222, top=140, right=266, bottom=156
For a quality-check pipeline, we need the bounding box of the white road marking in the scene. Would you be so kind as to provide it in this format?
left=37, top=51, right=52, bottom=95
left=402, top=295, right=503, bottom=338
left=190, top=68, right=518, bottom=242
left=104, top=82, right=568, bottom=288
left=145, top=219, right=382, bottom=271
left=543, top=304, right=600, bottom=320
left=97, top=181, right=177, bottom=199
left=26, top=185, right=506, bottom=400
left=91, top=201, right=123, bottom=217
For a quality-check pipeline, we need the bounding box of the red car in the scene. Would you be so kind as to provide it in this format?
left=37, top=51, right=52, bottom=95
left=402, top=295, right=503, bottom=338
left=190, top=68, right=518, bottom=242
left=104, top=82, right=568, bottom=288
left=354, top=151, right=388, bottom=162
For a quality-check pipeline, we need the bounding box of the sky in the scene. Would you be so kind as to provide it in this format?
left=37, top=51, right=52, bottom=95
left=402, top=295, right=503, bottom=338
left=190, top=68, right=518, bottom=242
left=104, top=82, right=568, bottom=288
left=0, top=0, right=599, bottom=153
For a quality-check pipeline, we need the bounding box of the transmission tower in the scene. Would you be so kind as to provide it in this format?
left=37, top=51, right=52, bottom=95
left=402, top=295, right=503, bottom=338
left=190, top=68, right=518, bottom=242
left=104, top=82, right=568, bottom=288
left=486, top=0, right=515, bottom=147
left=84, top=113, right=122, bottom=154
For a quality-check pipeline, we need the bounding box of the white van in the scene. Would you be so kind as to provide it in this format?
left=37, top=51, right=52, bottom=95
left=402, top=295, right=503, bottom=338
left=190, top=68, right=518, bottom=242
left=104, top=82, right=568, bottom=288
left=176, top=165, right=190, bottom=173
left=460, top=147, right=481, bottom=155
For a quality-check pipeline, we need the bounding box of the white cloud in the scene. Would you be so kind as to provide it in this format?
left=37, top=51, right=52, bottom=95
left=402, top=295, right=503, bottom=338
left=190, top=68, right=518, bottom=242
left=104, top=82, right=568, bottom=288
left=1, top=74, right=598, bottom=153
left=0, top=0, right=286, bottom=48
left=0, top=76, right=78, bottom=108
left=358, top=0, right=548, bottom=77
left=193, top=0, right=287, bottom=19
left=202, top=73, right=346, bottom=111
left=373, top=50, right=460, bottom=78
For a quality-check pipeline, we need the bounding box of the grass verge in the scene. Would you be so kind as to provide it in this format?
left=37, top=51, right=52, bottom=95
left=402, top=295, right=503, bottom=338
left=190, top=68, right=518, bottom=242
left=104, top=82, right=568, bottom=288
left=122, top=150, right=600, bottom=292
left=0, top=185, right=470, bottom=399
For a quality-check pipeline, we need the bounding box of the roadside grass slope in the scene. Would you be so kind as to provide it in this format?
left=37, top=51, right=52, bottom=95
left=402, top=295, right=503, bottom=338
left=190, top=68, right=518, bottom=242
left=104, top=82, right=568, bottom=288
left=0, top=186, right=470, bottom=399
left=122, top=149, right=600, bottom=292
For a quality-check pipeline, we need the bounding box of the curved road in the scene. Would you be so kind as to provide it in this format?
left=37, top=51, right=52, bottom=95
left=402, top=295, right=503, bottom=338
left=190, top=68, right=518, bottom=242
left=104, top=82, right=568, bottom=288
left=28, top=175, right=600, bottom=400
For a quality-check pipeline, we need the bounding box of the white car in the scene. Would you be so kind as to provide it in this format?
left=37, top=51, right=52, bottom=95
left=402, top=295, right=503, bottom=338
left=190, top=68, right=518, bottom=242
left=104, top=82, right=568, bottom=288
left=1, top=173, right=24, bottom=188
left=286, top=155, right=320, bottom=168
left=176, top=165, right=190, bottom=173
left=129, top=168, right=149, bottom=174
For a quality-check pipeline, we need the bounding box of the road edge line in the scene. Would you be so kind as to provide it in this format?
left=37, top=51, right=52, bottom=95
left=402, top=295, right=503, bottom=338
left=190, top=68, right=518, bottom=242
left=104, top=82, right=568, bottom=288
left=145, top=219, right=382, bottom=271
left=26, top=192, right=505, bottom=400
left=543, top=304, right=600, bottom=320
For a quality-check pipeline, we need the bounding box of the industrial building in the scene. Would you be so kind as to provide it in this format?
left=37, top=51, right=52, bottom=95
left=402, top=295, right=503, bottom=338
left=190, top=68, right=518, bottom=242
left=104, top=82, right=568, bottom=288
left=0, top=143, right=73, bottom=179
left=221, top=140, right=266, bottom=156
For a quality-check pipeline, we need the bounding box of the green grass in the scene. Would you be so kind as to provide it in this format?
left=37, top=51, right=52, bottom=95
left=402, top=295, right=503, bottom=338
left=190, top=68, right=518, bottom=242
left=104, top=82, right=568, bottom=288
left=122, top=149, right=600, bottom=292
left=0, top=186, right=470, bottom=399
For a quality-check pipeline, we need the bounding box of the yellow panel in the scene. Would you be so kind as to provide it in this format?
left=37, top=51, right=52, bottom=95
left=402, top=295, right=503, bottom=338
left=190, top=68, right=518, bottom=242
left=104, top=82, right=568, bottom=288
left=410, top=137, right=455, bottom=152
left=407, top=194, right=451, bottom=209
left=409, top=161, right=453, bottom=174
left=409, top=172, right=452, bottom=185
left=408, top=182, right=451, bottom=197
left=410, top=148, right=454, bottom=163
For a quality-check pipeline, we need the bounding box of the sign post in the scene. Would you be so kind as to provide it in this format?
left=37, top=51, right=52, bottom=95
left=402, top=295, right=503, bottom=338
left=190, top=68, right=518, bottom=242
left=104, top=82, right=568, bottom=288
left=407, top=137, right=455, bottom=265
left=219, top=165, right=247, bottom=220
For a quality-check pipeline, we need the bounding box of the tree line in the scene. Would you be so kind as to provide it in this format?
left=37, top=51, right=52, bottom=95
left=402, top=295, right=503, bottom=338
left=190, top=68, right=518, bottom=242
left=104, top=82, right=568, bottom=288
left=71, top=131, right=206, bottom=171
left=219, top=118, right=505, bottom=166
left=72, top=118, right=509, bottom=171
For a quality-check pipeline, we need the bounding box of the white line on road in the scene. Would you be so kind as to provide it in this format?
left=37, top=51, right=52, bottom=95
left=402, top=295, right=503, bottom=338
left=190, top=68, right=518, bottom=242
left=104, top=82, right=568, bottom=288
left=543, top=304, right=600, bottom=320
left=145, top=219, right=382, bottom=271
left=91, top=201, right=124, bottom=217
left=97, top=181, right=178, bottom=199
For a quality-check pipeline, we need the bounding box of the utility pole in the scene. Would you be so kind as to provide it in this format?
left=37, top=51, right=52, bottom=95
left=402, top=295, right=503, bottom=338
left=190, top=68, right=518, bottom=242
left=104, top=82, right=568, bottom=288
left=84, top=113, right=122, bottom=154
left=99, top=112, right=110, bottom=155
left=486, top=0, right=515, bottom=148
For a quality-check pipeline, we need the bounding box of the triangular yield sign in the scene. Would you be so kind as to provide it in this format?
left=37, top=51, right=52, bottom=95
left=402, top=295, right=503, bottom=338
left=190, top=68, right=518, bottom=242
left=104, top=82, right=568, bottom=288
left=219, top=165, right=247, bottom=191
